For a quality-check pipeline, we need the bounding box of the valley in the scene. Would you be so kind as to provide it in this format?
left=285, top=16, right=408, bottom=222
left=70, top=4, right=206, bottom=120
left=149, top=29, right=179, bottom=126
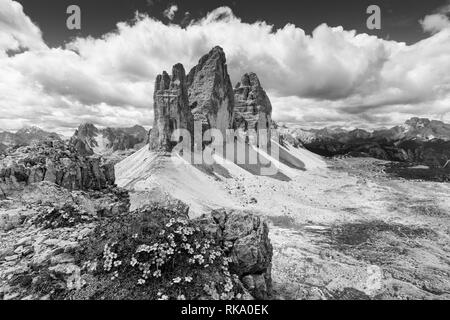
left=115, top=145, right=450, bottom=299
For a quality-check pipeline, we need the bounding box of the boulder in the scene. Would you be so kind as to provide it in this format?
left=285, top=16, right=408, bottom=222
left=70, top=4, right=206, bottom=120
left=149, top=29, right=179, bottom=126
left=198, top=209, right=273, bottom=299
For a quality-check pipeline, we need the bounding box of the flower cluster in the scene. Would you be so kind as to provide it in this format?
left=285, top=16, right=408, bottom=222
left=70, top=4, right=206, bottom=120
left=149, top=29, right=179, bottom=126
left=99, top=209, right=242, bottom=300
left=32, top=203, right=92, bottom=229
left=103, top=242, right=120, bottom=273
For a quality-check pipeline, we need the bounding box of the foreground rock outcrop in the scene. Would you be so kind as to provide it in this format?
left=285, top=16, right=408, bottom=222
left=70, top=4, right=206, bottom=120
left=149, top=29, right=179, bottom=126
left=1, top=183, right=273, bottom=300
left=0, top=140, right=115, bottom=198
left=187, top=46, right=235, bottom=138
left=199, top=209, right=273, bottom=299
left=149, top=64, right=193, bottom=152
left=234, top=73, right=272, bottom=147
left=0, top=182, right=130, bottom=300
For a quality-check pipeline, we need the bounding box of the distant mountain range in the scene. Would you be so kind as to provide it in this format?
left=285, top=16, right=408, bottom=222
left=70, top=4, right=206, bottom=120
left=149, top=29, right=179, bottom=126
left=285, top=118, right=450, bottom=144
left=283, top=118, right=450, bottom=168
left=0, top=124, right=149, bottom=156
left=0, top=126, right=61, bottom=154
left=2, top=117, right=448, bottom=168
left=70, top=123, right=148, bottom=156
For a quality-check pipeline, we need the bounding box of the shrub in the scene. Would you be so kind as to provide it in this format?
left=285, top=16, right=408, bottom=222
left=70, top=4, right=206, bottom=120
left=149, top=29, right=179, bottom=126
left=74, top=205, right=244, bottom=300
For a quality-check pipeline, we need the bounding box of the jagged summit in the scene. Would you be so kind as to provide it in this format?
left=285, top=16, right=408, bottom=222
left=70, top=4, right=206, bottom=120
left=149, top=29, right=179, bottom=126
left=71, top=122, right=148, bottom=156
left=148, top=47, right=276, bottom=153
left=187, top=45, right=235, bottom=136
left=149, top=63, right=193, bottom=151
left=149, top=46, right=236, bottom=151
left=75, top=122, right=99, bottom=136
left=234, top=72, right=272, bottom=146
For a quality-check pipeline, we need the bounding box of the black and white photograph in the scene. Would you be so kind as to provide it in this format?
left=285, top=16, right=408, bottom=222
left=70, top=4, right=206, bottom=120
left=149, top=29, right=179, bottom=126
left=0, top=0, right=449, bottom=308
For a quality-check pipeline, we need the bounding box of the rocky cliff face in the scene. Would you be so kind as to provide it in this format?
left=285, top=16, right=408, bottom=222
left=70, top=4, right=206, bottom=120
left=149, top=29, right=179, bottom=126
left=187, top=46, right=235, bottom=138
left=0, top=140, right=115, bottom=198
left=234, top=73, right=272, bottom=147
left=148, top=48, right=279, bottom=152
left=149, top=64, right=194, bottom=152
left=71, top=123, right=147, bottom=156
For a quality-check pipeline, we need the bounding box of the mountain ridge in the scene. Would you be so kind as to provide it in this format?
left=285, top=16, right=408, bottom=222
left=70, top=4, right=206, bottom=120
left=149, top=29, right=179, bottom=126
left=283, top=117, right=450, bottom=168
left=70, top=123, right=148, bottom=156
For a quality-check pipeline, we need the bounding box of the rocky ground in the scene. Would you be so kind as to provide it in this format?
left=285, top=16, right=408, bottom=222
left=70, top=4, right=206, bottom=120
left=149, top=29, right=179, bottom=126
left=115, top=139, right=449, bottom=300
left=0, top=182, right=273, bottom=300
left=222, top=157, right=450, bottom=299
left=1, top=139, right=449, bottom=300
left=0, top=140, right=273, bottom=301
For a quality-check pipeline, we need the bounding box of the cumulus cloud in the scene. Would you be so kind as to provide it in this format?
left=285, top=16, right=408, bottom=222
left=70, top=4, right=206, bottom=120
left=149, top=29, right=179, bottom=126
left=163, top=4, right=178, bottom=21
left=0, top=1, right=450, bottom=133
left=0, top=0, right=47, bottom=54
left=420, top=3, right=450, bottom=34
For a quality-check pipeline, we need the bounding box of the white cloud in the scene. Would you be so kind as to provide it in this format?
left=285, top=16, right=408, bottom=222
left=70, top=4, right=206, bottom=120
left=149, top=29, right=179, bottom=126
left=421, top=13, right=450, bottom=33
left=163, top=4, right=178, bottom=21
left=420, top=2, right=450, bottom=34
left=0, top=0, right=47, bottom=54
left=0, top=1, right=450, bottom=133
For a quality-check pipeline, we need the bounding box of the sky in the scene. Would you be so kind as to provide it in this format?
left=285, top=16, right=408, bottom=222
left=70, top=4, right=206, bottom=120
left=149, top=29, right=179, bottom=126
left=0, top=0, right=450, bottom=134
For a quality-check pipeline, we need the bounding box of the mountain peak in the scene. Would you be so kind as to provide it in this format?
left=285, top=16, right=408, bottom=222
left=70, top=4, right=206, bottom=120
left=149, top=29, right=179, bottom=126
left=186, top=46, right=234, bottom=136
left=16, top=125, right=45, bottom=135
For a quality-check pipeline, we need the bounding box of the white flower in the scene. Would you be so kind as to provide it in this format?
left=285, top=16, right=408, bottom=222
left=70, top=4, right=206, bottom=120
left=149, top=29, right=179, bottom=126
left=172, top=277, right=182, bottom=284
left=153, top=270, right=161, bottom=278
